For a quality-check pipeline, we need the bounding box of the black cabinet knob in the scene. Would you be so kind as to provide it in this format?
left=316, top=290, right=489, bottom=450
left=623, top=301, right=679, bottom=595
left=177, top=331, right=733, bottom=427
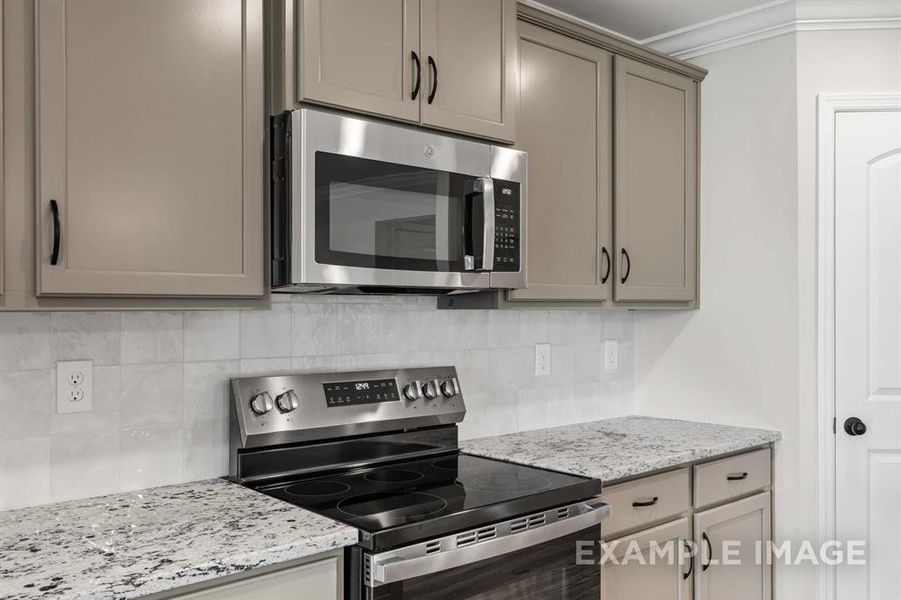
left=844, top=417, right=867, bottom=436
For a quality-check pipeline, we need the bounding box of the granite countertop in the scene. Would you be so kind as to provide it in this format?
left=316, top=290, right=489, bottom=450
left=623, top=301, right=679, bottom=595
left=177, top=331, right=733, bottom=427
left=0, top=478, right=358, bottom=600
left=462, top=415, right=782, bottom=483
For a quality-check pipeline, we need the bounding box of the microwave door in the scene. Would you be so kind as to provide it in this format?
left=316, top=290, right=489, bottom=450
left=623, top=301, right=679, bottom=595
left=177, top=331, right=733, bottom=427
left=463, top=177, right=496, bottom=272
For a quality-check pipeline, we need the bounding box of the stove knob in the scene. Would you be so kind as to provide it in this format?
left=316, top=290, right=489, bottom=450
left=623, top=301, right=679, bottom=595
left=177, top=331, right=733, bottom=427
left=440, top=378, right=459, bottom=398
left=403, top=381, right=423, bottom=401
left=422, top=380, right=439, bottom=400
left=275, top=389, right=299, bottom=413
left=249, top=392, right=274, bottom=415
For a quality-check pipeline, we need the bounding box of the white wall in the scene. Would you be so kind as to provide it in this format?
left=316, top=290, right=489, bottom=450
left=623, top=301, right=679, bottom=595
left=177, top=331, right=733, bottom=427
left=636, top=26, right=901, bottom=600
left=634, top=33, right=807, bottom=596
left=0, top=299, right=635, bottom=510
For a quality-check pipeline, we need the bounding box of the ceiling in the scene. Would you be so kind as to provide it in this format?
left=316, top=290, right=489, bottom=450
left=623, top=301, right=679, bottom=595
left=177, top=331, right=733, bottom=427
left=535, top=0, right=773, bottom=41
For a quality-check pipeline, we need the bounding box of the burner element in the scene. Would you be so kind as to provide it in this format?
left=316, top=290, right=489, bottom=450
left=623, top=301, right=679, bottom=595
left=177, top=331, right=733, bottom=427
left=363, top=469, right=424, bottom=483
left=466, top=472, right=552, bottom=494
left=431, top=457, right=459, bottom=471
left=337, top=492, right=447, bottom=527
left=285, top=480, right=351, bottom=498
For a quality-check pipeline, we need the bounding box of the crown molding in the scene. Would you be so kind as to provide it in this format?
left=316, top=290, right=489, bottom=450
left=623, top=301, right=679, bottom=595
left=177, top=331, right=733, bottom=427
left=644, top=0, right=901, bottom=60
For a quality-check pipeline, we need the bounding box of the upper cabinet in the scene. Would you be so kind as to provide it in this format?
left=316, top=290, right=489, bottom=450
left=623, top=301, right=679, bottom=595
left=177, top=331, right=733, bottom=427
left=34, top=0, right=265, bottom=298
left=297, top=0, right=420, bottom=123
left=508, top=23, right=611, bottom=302
left=419, top=0, right=517, bottom=142
left=614, top=56, right=698, bottom=303
left=295, top=0, right=517, bottom=143
left=506, top=11, right=703, bottom=308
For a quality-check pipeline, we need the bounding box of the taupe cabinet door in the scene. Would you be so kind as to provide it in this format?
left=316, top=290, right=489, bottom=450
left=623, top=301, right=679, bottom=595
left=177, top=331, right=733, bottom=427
left=694, top=492, right=772, bottom=600
left=601, top=518, right=693, bottom=600
left=614, top=56, right=697, bottom=302
left=297, top=0, right=516, bottom=143
left=419, top=0, right=517, bottom=142
left=298, top=0, right=420, bottom=123
left=35, top=0, right=264, bottom=297
left=507, top=23, right=612, bottom=301
left=0, top=5, right=4, bottom=297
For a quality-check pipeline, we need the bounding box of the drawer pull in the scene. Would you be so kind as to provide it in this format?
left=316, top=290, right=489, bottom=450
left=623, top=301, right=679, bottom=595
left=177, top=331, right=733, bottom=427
left=726, top=472, right=749, bottom=481
left=631, top=496, right=659, bottom=508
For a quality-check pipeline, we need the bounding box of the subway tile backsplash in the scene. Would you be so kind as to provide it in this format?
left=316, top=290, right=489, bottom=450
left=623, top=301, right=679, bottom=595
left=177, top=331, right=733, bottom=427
left=0, top=296, right=634, bottom=509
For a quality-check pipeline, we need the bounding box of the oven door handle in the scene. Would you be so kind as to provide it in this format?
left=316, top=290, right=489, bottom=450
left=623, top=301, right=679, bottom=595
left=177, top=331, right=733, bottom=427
left=370, top=499, right=610, bottom=586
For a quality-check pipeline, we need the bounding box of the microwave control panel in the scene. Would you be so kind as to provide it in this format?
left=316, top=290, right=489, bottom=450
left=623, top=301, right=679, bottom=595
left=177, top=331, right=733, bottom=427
left=493, top=179, right=521, bottom=272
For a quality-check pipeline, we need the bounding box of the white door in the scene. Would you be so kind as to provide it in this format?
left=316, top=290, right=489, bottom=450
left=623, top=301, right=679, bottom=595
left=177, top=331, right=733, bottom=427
left=835, top=107, right=901, bottom=599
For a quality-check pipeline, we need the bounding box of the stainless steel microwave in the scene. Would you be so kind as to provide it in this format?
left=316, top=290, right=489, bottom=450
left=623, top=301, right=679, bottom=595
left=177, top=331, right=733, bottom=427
left=270, top=108, right=526, bottom=294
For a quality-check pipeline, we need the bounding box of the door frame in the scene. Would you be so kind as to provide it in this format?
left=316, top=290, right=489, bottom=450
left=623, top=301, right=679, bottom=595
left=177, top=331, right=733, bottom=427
left=816, top=93, right=901, bottom=600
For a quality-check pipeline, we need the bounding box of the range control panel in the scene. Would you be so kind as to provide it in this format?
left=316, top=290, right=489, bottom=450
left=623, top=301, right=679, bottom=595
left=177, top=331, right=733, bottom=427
left=493, top=178, right=521, bottom=272
left=324, top=378, right=400, bottom=407
left=230, top=366, right=466, bottom=449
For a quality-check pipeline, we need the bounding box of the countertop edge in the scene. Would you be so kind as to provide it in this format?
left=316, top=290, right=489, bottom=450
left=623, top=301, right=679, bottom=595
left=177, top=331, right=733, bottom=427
left=111, top=529, right=360, bottom=600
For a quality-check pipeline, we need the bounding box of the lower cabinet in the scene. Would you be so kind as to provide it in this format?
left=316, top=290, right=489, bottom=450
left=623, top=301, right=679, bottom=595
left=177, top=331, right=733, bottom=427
left=165, top=556, right=341, bottom=600
left=694, top=492, right=772, bottom=600
left=600, top=448, right=773, bottom=600
left=601, top=517, right=692, bottom=600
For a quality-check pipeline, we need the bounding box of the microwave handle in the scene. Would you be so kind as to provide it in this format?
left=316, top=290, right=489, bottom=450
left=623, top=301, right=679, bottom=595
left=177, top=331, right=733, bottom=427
left=479, top=177, right=495, bottom=271
left=463, top=177, right=495, bottom=271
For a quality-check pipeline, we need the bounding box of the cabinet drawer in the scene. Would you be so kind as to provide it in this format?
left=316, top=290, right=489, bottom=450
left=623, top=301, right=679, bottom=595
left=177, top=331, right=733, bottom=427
left=693, top=448, right=771, bottom=509
left=600, top=468, right=690, bottom=538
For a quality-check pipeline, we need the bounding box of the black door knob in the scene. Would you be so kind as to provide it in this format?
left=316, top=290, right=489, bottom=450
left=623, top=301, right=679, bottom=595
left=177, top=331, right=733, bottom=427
left=844, top=417, right=867, bottom=436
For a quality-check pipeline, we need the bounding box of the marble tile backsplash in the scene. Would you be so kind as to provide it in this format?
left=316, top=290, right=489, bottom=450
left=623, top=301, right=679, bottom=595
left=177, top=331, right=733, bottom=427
left=0, top=296, right=634, bottom=510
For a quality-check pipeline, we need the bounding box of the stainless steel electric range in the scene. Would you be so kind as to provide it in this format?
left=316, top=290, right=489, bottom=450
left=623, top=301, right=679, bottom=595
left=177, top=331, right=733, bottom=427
left=229, top=366, right=609, bottom=599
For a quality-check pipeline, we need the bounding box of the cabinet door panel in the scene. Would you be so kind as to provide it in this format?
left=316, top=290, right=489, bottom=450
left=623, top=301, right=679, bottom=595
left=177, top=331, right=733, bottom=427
left=36, top=0, right=264, bottom=297
left=420, top=0, right=516, bottom=142
left=169, top=556, right=340, bottom=600
left=507, top=23, right=611, bottom=301
left=299, top=0, right=420, bottom=123
left=602, top=517, right=692, bottom=600
left=614, top=56, right=697, bottom=302
left=694, top=491, right=772, bottom=600
left=0, top=5, right=4, bottom=297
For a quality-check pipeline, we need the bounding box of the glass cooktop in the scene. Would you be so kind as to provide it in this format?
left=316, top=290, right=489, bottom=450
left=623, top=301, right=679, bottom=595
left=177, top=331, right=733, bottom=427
left=258, top=452, right=599, bottom=537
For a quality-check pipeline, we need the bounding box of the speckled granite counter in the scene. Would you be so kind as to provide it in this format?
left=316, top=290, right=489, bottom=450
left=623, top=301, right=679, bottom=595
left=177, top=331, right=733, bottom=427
left=0, top=478, right=358, bottom=600
left=462, top=416, right=782, bottom=483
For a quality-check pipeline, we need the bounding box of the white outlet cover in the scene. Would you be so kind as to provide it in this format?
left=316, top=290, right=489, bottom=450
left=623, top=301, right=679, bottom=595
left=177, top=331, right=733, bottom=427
left=604, top=340, right=619, bottom=370
left=534, top=343, right=551, bottom=377
left=57, top=360, right=93, bottom=414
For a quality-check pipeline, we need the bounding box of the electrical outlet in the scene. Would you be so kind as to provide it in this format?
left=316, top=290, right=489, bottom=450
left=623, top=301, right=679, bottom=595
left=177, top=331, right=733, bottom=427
left=57, top=360, right=93, bottom=414
left=534, top=343, right=551, bottom=377
left=604, top=340, right=619, bottom=370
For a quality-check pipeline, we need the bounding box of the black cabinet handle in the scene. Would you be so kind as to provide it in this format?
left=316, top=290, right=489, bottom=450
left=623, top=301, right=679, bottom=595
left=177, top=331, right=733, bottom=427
left=411, top=51, right=421, bottom=100
left=49, top=199, right=61, bottom=266
left=702, top=532, right=712, bottom=572
left=727, top=472, right=749, bottom=481
left=844, top=417, right=867, bottom=436
left=600, top=247, right=611, bottom=284
left=620, top=248, right=631, bottom=284
left=683, top=540, right=694, bottom=580
left=427, top=56, right=438, bottom=104
left=631, top=496, right=658, bottom=508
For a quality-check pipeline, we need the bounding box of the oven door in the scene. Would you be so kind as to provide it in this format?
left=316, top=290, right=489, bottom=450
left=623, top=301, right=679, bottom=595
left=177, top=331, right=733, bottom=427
left=290, top=108, right=498, bottom=291
left=359, top=500, right=607, bottom=600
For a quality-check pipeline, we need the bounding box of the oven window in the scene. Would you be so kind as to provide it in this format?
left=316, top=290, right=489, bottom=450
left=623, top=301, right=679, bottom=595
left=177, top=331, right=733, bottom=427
left=367, top=528, right=600, bottom=600
left=315, top=152, right=469, bottom=272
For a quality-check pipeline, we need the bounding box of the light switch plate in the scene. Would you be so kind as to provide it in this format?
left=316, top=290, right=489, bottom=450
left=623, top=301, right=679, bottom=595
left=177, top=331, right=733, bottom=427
left=604, top=340, right=619, bottom=370
left=57, top=360, right=93, bottom=414
left=534, top=343, right=551, bottom=377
